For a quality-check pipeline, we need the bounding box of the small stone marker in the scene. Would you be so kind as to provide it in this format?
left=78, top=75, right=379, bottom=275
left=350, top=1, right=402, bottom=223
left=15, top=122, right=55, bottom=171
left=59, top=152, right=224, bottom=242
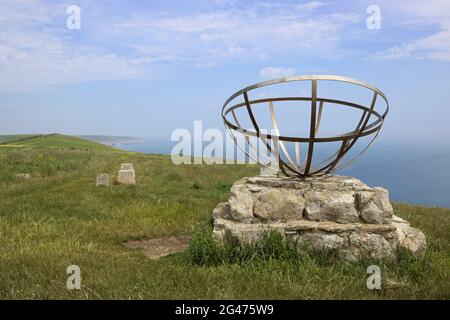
left=96, top=173, right=110, bottom=187
left=117, top=163, right=136, bottom=185
left=15, top=173, right=31, bottom=179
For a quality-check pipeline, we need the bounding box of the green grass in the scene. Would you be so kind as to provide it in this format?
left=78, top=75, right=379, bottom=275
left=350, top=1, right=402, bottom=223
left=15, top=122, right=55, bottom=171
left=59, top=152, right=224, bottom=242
left=187, top=223, right=318, bottom=266
left=0, top=133, right=117, bottom=152
left=0, top=146, right=449, bottom=299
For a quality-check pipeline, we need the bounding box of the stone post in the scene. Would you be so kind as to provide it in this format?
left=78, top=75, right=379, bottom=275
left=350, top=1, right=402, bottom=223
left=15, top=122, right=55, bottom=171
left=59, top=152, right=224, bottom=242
left=96, top=173, right=110, bottom=187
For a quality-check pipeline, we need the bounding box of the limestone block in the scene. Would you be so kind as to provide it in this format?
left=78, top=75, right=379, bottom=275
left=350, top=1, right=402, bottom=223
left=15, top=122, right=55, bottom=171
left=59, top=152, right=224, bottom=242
left=253, top=188, right=305, bottom=221
left=304, top=190, right=359, bottom=223
left=296, top=233, right=346, bottom=251
left=212, top=202, right=231, bottom=220
left=228, top=182, right=254, bottom=222
left=392, top=215, right=427, bottom=258
left=358, top=188, right=393, bottom=224
left=213, top=218, right=284, bottom=244
left=348, top=232, right=396, bottom=261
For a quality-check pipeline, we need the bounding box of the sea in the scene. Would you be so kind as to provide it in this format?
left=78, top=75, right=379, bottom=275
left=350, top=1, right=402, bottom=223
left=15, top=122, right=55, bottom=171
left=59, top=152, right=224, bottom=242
left=117, top=140, right=450, bottom=209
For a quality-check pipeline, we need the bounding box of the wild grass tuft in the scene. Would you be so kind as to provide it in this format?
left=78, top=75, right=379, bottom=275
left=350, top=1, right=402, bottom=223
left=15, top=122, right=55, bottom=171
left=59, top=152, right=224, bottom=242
left=186, top=219, right=342, bottom=267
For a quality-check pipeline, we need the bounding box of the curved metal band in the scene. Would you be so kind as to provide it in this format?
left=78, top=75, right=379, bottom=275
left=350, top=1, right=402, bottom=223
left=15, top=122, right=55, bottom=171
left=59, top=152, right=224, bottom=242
left=223, top=97, right=386, bottom=135
left=222, top=75, right=389, bottom=177
left=224, top=100, right=384, bottom=143
left=222, top=75, right=389, bottom=118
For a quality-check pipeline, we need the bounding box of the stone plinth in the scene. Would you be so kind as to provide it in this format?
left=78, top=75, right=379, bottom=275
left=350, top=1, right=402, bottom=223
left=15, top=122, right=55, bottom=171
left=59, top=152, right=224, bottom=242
left=212, top=176, right=427, bottom=261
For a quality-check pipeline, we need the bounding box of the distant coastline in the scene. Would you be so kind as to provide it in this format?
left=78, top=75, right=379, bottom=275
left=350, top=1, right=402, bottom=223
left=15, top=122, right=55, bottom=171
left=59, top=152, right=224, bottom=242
left=79, top=135, right=143, bottom=147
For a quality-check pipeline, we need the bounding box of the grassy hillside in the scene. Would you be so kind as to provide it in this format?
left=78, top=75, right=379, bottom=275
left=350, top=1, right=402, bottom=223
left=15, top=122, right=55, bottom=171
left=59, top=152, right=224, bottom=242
left=0, top=134, right=41, bottom=144
left=0, top=146, right=448, bottom=299
left=0, top=134, right=118, bottom=152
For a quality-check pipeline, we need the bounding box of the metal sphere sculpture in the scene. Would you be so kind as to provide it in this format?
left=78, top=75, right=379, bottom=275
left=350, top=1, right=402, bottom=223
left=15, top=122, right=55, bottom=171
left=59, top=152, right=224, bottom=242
left=222, top=75, right=389, bottom=178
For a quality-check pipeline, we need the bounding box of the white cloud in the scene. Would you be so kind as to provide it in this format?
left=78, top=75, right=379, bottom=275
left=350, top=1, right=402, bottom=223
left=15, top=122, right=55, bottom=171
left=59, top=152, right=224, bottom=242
left=0, top=1, right=158, bottom=91
left=0, top=0, right=361, bottom=91
left=369, top=44, right=414, bottom=60
left=259, top=67, right=296, bottom=79
left=369, top=0, right=450, bottom=62
left=372, top=28, right=450, bottom=62
left=296, top=1, right=326, bottom=11
left=117, top=10, right=361, bottom=65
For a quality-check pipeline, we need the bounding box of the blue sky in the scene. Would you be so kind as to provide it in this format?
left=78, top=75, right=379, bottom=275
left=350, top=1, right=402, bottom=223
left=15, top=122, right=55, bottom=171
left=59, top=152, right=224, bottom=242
left=0, top=0, right=450, bottom=146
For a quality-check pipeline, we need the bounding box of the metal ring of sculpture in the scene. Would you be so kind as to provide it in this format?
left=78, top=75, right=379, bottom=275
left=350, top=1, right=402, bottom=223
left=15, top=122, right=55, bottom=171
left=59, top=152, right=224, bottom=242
left=222, top=75, right=389, bottom=178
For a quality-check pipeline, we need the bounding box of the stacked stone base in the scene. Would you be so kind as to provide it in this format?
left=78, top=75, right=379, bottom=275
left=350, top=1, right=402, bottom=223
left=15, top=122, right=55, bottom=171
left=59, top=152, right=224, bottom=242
left=212, top=176, right=426, bottom=262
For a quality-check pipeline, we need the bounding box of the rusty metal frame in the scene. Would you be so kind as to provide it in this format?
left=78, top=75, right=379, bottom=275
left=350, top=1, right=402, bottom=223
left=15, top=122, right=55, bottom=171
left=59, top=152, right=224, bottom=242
left=221, top=75, right=389, bottom=178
